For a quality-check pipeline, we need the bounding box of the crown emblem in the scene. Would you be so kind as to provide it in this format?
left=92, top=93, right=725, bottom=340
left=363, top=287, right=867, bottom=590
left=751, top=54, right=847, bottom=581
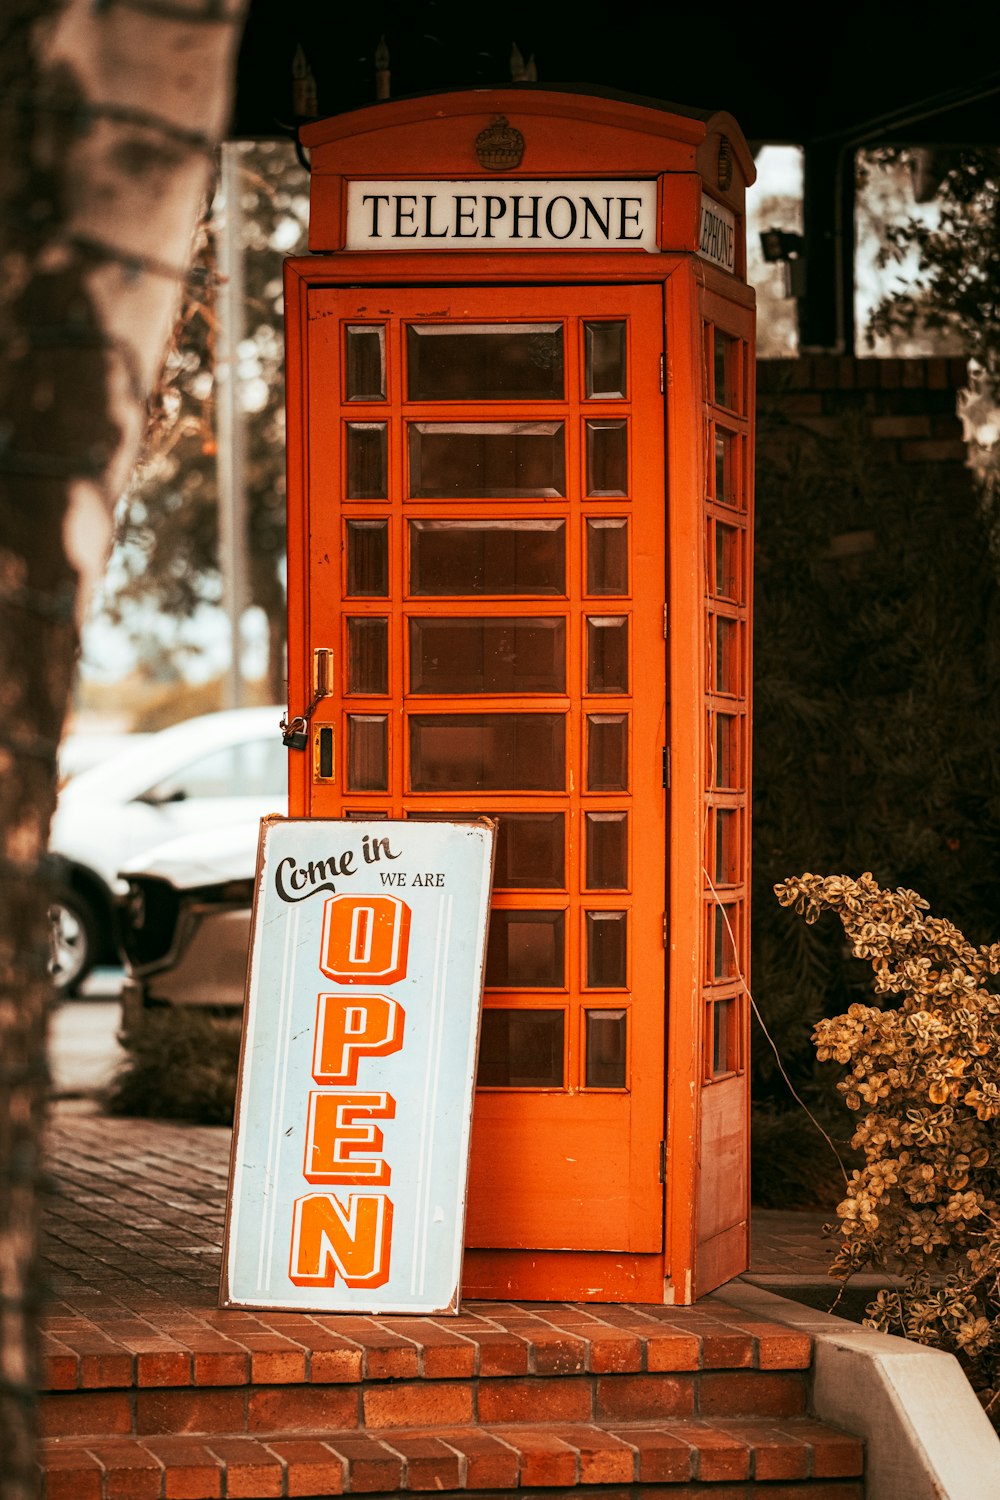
left=475, top=115, right=524, bottom=171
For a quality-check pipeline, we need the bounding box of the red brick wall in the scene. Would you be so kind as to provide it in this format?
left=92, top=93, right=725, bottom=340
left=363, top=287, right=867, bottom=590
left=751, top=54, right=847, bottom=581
left=757, top=356, right=971, bottom=490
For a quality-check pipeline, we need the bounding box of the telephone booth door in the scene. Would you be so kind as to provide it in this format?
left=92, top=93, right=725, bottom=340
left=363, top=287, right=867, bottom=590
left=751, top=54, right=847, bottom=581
left=302, top=282, right=667, bottom=1261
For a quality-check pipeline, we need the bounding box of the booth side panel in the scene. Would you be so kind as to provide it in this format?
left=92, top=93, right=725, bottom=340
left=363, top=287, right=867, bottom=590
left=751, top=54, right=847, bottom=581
left=693, top=280, right=755, bottom=1297
left=284, top=262, right=312, bottom=820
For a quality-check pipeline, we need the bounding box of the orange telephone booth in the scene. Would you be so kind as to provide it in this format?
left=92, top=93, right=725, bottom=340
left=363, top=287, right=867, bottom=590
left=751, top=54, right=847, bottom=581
left=284, top=88, right=755, bottom=1305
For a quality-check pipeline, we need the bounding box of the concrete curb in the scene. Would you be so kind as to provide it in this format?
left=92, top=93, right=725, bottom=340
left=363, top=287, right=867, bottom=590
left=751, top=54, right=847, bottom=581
left=717, top=1279, right=1000, bottom=1500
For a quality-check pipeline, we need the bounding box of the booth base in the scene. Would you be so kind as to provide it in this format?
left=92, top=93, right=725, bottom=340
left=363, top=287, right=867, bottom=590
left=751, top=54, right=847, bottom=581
left=37, top=1109, right=863, bottom=1499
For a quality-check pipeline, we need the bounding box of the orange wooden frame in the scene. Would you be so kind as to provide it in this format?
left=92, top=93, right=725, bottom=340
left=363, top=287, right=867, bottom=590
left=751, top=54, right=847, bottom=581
left=284, top=89, right=756, bottom=1304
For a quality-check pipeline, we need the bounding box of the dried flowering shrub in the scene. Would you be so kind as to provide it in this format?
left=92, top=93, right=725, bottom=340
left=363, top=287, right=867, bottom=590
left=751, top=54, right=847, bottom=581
left=776, top=871, right=1000, bottom=1407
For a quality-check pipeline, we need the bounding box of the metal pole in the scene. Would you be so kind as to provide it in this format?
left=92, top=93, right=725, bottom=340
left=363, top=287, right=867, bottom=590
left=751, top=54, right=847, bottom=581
left=216, top=142, right=248, bottom=708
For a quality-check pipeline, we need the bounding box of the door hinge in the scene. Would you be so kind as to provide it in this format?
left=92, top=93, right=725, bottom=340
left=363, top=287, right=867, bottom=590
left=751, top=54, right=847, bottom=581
left=663, top=602, right=668, bottom=638
left=658, top=1140, right=667, bottom=1184
left=659, top=352, right=665, bottom=394
left=662, top=912, right=667, bottom=945
left=662, top=746, right=670, bottom=788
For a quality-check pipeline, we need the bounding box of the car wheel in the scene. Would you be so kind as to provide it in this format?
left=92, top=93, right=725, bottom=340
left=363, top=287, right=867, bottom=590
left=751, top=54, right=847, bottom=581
left=48, top=887, right=97, bottom=997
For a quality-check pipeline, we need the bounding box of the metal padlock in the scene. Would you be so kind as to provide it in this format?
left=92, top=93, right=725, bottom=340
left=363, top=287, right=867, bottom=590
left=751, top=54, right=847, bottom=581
left=281, top=716, right=308, bottom=751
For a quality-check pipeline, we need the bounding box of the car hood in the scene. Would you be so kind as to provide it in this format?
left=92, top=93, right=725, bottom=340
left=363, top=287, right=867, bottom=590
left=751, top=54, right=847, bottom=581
left=117, top=819, right=271, bottom=890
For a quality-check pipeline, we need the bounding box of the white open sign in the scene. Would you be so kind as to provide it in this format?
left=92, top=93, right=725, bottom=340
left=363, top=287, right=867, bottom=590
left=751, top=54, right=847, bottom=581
left=221, top=815, right=495, bottom=1314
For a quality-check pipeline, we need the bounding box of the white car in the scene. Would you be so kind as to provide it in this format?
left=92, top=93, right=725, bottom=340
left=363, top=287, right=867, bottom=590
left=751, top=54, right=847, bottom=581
left=116, top=822, right=262, bottom=1025
left=48, top=705, right=287, bottom=995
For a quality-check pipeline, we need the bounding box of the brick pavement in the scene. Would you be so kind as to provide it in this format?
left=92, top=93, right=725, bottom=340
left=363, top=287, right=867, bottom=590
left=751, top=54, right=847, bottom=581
left=40, top=1100, right=840, bottom=1326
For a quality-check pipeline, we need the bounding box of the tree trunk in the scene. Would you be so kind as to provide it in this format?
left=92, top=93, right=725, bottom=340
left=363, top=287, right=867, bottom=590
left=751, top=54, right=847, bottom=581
left=0, top=3, right=246, bottom=1492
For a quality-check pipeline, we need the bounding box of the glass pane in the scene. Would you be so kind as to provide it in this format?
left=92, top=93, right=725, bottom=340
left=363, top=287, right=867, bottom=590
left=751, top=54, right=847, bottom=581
left=347, top=715, right=388, bottom=791
left=715, top=521, right=740, bottom=601
left=714, top=712, right=738, bottom=790
left=586, top=519, right=628, bottom=595
left=346, top=521, right=388, bottom=597
left=405, top=811, right=564, bottom=887
left=409, top=519, right=565, bottom=596
left=409, top=617, right=565, bottom=694
left=587, top=714, right=628, bottom=791
left=347, top=618, right=388, bottom=694
left=409, top=713, right=565, bottom=791
left=586, top=1010, right=627, bottom=1088
left=586, top=420, right=628, bottom=496
left=712, top=998, right=737, bottom=1075
left=407, top=323, right=564, bottom=400
left=345, top=326, right=385, bottom=400
left=485, top=910, right=565, bottom=988
left=715, top=616, right=739, bottom=696
left=587, top=617, right=629, bottom=693
left=494, top=812, right=564, bottom=888
left=408, top=422, right=565, bottom=499
left=714, top=808, right=740, bottom=886
left=713, top=904, right=739, bottom=980
left=714, top=331, right=738, bottom=411
left=584, top=321, right=627, bottom=399
left=477, top=1009, right=564, bottom=1087
left=715, top=428, right=739, bottom=507
left=346, top=422, right=388, bottom=499
left=586, top=910, right=627, bottom=987
left=344, top=809, right=388, bottom=819
left=586, top=812, right=627, bottom=889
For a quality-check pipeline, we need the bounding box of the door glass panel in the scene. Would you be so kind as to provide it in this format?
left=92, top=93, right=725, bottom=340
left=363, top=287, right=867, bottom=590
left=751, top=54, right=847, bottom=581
left=346, top=422, right=388, bottom=498
left=586, top=518, right=628, bottom=595
left=405, top=811, right=564, bottom=888
left=409, top=617, right=565, bottom=694
left=587, top=714, right=628, bottom=791
left=586, top=910, right=627, bottom=987
left=585, top=1010, right=627, bottom=1088
left=586, top=420, right=628, bottom=496
left=346, top=520, right=389, bottom=597
left=409, top=713, right=565, bottom=790
left=408, top=422, right=566, bottom=498
left=477, top=1009, right=564, bottom=1087
left=347, top=715, right=388, bottom=791
left=587, top=616, right=629, bottom=693
left=347, top=618, right=388, bottom=695
left=409, top=519, right=565, bottom=596
left=585, top=811, right=627, bottom=889
left=485, top=910, right=565, bottom=988
left=407, top=323, right=564, bottom=401
left=345, top=326, right=386, bottom=401
left=494, top=812, right=565, bottom=888
left=584, top=321, right=626, bottom=398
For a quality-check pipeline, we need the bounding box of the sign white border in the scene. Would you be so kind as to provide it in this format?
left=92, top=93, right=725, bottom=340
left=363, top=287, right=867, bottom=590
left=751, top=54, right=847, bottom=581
left=346, top=179, right=658, bottom=251
left=221, top=816, right=495, bottom=1314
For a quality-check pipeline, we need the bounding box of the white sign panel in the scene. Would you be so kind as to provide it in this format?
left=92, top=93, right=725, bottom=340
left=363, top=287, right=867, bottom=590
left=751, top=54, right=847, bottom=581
left=221, top=816, right=495, bottom=1314
left=346, top=179, right=658, bottom=251
left=698, top=193, right=736, bottom=273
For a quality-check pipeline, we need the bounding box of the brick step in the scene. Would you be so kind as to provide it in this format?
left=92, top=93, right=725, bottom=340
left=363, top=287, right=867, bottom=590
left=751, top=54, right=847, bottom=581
left=40, top=1299, right=815, bottom=1400
left=40, top=1416, right=864, bottom=1498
